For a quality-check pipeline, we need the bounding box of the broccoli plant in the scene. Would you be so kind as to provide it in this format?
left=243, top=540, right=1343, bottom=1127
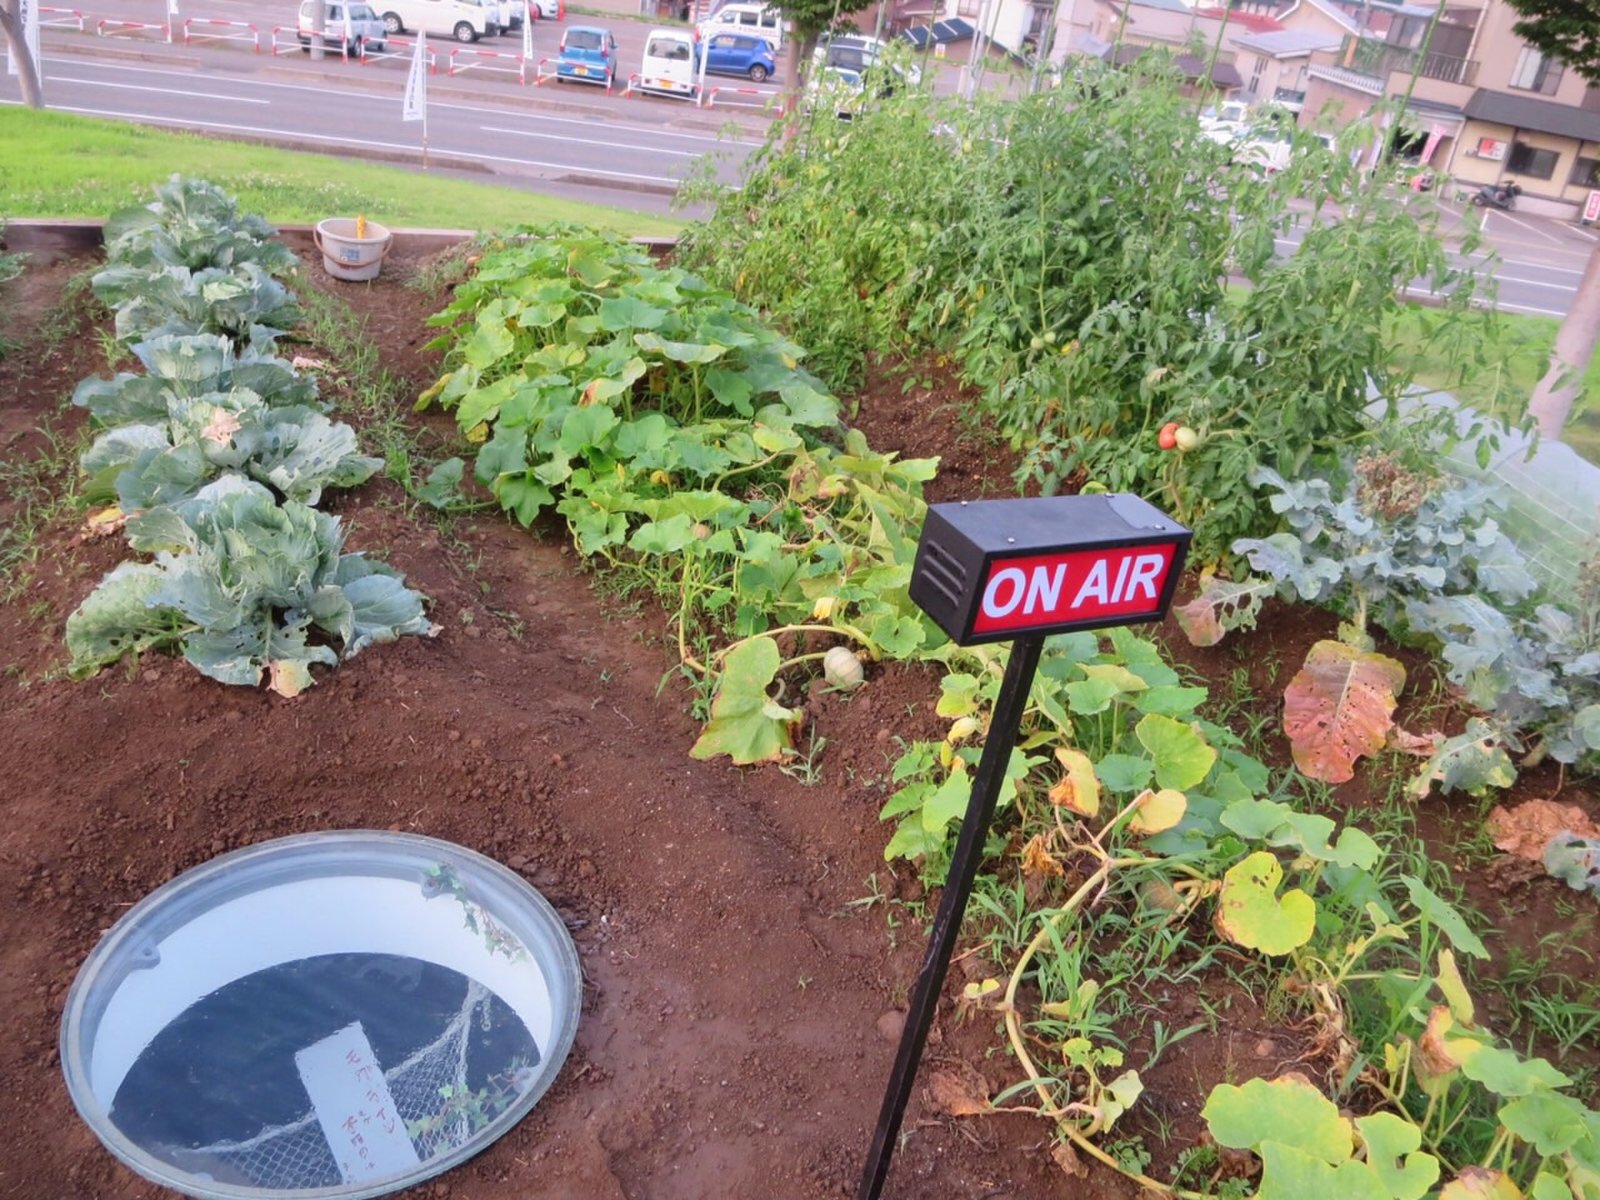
left=66, top=479, right=435, bottom=696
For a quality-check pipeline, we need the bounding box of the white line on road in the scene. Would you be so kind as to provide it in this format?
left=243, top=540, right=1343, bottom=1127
left=1402, top=285, right=1568, bottom=317
left=1493, top=273, right=1579, bottom=292
left=1, top=100, right=685, bottom=185
left=479, top=123, right=702, bottom=158
left=41, top=55, right=764, bottom=146
left=48, top=75, right=271, bottom=104
left=1486, top=208, right=1565, bottom=245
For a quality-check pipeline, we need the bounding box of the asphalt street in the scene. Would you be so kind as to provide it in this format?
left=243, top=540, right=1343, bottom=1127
left=4, top=9, right=775, bottom=213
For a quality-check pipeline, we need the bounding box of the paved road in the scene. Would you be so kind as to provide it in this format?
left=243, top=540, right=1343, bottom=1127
left=4, top=13, right=776, bottom=212
left=1274, top=197, right=1593, bottom=319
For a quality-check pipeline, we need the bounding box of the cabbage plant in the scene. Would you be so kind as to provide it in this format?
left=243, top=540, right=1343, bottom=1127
left=81, top=389, right=380, bottom=510
left=104, top=177, right=298, bottom=277
left=66, top=479, right=435, bottom=696
left=92, top=262, right=302, bottom=348
left=74, top=334, right=320, bottom=427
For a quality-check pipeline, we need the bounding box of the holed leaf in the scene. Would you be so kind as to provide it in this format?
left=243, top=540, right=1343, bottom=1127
left=1282, top=640, right=1405, bottom=783
left=1215, top=851, right=1315, bottom=955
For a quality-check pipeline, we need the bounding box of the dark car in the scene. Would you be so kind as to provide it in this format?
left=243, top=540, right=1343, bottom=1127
left=704, top=32, right=775, bottom=82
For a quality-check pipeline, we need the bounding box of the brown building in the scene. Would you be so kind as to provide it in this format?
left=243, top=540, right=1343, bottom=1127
left=1299, top=0, right=1600, bottom=217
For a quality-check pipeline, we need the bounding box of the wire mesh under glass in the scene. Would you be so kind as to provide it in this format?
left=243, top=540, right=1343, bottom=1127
left=60, top=831, right=581, bottom=1199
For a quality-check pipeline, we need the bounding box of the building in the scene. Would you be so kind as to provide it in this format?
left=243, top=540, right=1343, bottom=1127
left=1300, top=0, right=1600, bottom=217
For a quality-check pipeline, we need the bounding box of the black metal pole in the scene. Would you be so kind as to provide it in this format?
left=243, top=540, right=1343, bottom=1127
left=857, top=635, right=1045, bottom=1200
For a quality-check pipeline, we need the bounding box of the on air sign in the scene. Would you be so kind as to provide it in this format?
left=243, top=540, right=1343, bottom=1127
left=909, top=494, right=1190, bottom=646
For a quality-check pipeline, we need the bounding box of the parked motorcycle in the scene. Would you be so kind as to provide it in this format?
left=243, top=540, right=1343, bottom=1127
left=1471, top=181, right=1522, bottom=209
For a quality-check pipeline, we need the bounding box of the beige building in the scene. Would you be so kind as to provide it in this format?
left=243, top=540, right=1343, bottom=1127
left=1300, top=0, right=1600, bottom=217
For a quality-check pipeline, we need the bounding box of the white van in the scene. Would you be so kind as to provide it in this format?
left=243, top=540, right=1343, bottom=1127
left=638, top=28, right=698, bottom=97
left=298, top=0, right=389, bottom=51
left=696, top=2, right=782, bottom=49
left=378, top=0, right=498, bottom=43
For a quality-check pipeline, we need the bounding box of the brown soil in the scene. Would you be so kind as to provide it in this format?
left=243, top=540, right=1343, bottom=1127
left=1, top=238, right=1595, bottom=1200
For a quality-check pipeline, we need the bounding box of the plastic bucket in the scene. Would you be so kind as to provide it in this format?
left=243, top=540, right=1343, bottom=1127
left=315, top=217, right=393, bottom=281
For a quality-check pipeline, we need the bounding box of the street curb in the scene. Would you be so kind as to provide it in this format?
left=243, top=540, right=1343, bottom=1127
left=2, top=219, right=677, bottom=257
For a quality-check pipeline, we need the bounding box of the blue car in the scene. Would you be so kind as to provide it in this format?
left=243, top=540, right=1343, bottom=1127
left=555, top=24, right=618, bottom=87
left=703, top=31, right=775, bottom=82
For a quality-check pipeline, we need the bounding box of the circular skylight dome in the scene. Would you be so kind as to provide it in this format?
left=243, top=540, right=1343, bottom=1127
left=61, top=831, right=581, bottom=1199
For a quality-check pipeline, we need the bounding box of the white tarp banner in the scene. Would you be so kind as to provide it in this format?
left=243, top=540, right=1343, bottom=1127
left=342, top=1, right=353, bottom=49
left=8, top=0, right=40, bottom=79
left=402, top=30, right=428, bottom=121
left=521, top=1, right=532, bottom=62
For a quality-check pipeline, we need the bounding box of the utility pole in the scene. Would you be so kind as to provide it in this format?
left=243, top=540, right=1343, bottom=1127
left=311, top=0, right=326, bottom=60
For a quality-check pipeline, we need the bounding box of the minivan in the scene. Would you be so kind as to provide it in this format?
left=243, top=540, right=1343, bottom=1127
left=696, top=2, right=782, bottom=50
left=638, top=28, right=698, bottom=98
left=298, top=0, right=388, bottom=52
left=378, top=0, right=498, bottom=43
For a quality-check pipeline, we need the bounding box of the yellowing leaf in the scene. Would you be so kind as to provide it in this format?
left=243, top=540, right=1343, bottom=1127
left=689, top=637, right=795, bottom=765
left=1215, top=851, right=1315, bottom=956
left=1439, top=1168, right=1524, bottom=1200
left=1435, top=949, right=1475, bottom=1027
left=465, top=421, right=490, bottom=444
left=812, top=596, right=836, bottom=620
left=1129, top=788, right=1186, bottom=835
left=1049, top=747, right=1100, bottom=818
left=926, top=1071, right=988, bottom=1118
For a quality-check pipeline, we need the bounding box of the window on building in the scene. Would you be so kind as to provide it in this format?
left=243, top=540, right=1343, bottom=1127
left=1249, top=54, right=1263, bottom=94
left=1507, top=141, right=1559, bottom=179
left=1571, top=156, right=1600, bottom=187
left=957, top=0, right=980, bottom=16
left=1509, top=46, right=1564, bottom=94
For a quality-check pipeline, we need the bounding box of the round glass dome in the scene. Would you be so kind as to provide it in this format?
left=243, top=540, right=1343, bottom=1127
left=60, top=831, right=581, bottom=1199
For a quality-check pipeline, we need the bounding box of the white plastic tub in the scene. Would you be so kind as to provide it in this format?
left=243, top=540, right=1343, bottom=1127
left=315, top=218, right=393, bottom=281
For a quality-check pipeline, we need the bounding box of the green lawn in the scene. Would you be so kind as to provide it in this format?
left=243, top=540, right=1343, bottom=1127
left=0, top=108, right=680, bottom=236
left=1388, top=305, right=1600, bottom=465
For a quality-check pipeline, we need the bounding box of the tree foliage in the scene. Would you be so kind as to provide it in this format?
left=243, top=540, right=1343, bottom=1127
left=1503, top=0, right=1600, bottom=81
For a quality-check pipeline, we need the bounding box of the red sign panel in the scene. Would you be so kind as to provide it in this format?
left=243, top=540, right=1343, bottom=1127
left=1586, top=190, right=1600, bottom=223
left=969, top=544, right=1181, bottom=637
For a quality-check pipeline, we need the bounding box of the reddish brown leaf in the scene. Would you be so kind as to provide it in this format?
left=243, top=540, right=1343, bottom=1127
left=926, top=1070, right=988, bottom=1118
left=1282, top=640, right=1406, bottom=783
left=1487, top=799, right=1600, bottom=863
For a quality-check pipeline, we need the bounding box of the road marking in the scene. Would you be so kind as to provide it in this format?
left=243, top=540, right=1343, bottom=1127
left=41, top=54, right=765, bottom=146
left=1401, top=286, right=1568, bottom=317
left=479, top=123, right=704, bottom=158
left=1495, top=257, right=1584, bottom=276
left=437, top=99, right=763, bottom=146
left=1572, top=225, right=1600, bottom=243
left=1489, top=208, right=1565, bottom=245
left=1492, top=273, right=1579, bottom=292
left=1, top=100, right=686, bottom=185
left=48, top=75, right=271, bottom=104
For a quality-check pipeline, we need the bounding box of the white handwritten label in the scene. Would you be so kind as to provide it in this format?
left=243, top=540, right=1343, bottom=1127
left=295, top=1022, right=422, bottom=1184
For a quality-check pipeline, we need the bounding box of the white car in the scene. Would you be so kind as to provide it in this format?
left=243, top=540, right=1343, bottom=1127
left=297, top=0, right=387, bottom=52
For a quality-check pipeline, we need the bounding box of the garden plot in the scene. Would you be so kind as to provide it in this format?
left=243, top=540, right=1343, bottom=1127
left=3, top=186, right=1600, bottom=1200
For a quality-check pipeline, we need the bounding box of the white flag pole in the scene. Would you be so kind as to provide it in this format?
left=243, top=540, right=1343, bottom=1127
left=166, top=0, right=178, bottom=42
left=342, top=1, right=353, bottom=59
left=521, top=2, right=533, bottom=77
left=403, top=29, right=430, bottom=168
